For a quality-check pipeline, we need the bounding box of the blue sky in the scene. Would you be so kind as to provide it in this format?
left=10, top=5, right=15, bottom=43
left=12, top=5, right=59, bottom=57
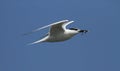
left=0, top=0, right=120, bottom=71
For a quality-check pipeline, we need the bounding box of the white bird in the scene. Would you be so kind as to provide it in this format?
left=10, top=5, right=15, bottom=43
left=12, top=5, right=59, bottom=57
left=27, top=20, right=88, bottom=45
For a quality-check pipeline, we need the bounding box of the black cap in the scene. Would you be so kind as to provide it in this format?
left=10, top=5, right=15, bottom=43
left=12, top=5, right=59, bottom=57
left=79, top=30, right=88, bottom=33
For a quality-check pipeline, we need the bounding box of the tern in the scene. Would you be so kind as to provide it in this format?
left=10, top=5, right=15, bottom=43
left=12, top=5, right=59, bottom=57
left=26, top=20, right=88, bottom=45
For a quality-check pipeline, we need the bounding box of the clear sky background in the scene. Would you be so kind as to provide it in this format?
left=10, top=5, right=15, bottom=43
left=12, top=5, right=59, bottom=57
left=0, top=0, right=120, bottom=71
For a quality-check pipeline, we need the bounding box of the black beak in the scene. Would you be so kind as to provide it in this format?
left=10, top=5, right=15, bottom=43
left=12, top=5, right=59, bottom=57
left=79, top=30, right=88, bottom=33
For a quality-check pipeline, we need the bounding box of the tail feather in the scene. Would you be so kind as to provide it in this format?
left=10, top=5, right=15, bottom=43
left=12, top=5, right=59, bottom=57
left=27, top=36, right=48, bottom=45
left=27, top=39, right=44, bottom=45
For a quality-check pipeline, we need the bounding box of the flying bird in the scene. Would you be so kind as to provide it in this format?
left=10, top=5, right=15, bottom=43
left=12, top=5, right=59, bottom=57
left=26, top=20, right=88, bottom=45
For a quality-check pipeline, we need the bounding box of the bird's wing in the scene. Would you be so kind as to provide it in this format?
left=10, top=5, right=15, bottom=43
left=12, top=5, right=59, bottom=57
left=49, top=20, right=74, bottom=36
left=62, top=20, right=74, bottom=30
left=23, top=20, right=69, bottom=35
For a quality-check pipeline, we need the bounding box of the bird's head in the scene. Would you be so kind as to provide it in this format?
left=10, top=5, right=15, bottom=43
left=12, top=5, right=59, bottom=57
left=69, top=28, right=88, bottom=34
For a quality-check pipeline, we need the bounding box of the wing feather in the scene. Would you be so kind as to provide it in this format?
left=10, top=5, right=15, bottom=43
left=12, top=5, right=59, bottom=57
left=23, top=20, right=68, bottom=35
left=49, top=21, right=74, bottom=36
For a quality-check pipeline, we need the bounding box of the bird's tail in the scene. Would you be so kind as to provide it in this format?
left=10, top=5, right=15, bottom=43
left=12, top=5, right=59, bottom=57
left=27, top=36, right=48, bottom=45
left=27, top=39, right=44, bottom=45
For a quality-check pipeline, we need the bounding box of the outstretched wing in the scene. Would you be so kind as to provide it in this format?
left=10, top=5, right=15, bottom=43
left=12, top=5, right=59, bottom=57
left=49, top=20, right=74, bottom=36
left=23, top=20, right=69, bottom=35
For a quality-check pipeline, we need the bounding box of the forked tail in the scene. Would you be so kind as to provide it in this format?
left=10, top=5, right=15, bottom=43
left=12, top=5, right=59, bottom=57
left=27, top=39, right=44, bottom=45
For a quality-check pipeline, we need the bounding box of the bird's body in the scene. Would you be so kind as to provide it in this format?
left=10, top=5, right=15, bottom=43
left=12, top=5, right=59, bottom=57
left=27, top=20, right=88, bottom=45
left=45, top=30, right=77, bottom=42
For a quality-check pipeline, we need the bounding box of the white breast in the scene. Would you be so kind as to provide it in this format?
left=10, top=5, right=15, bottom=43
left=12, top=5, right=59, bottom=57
left=46, top=30, right=77, bottom=42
